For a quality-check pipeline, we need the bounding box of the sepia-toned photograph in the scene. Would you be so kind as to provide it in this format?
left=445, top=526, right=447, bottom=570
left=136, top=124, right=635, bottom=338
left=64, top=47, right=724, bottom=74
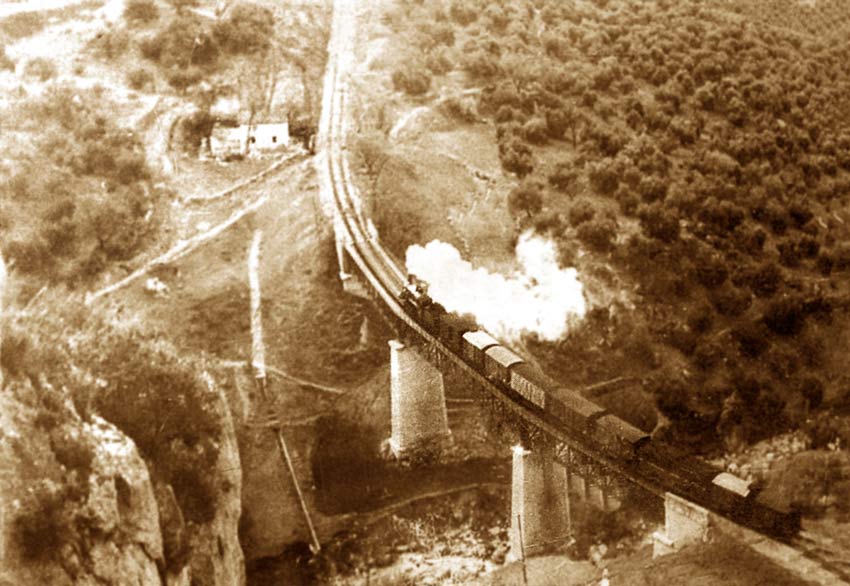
left=0, top=0, right=849, bottom=584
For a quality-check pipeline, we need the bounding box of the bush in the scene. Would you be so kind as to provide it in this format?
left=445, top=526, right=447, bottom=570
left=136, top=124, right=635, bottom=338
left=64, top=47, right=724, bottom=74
left=507, top=179, right=544, bottom=219
left=577, top=217, right=617, bottom=252
left=587, top=163, right=619, bottom=195
left=461, top=50, right=500, bottom=80
left=449, top=1, right=478, bottom=25
left=13, top=481, right=75, bottom=560
left=214, top=2, right=274, bottom=55
left=90, top=331, right=223, bottom=524
left=23, top=57, right=57, bottom=82
left=126, top=67, right=154, bottom=91
left=805, top=414, right=850, bottom=450
left=548, top=161, right=578, bottom=193
left=766, top=451, right=850, bottom=516
left=746, top=262, right=783, bottom=298
left=3, top=87, right=161, bottom=285
left=521, top=116, right=549, bottom=145
left=694, top=254, right=729, bottom=289
left=498, top=136, right=533, bottom=177
left=425, top=48, right=452, bottom=75
left=732, top=322, right=770, bottom=358
left=0, top=45, right=14, bottom=71
left=124, top=0, right=159, bottom=25
left=567, top=199, right=596, bottom=227
left=638, top=203, right=680, bottom=243
left=687, top=303, right=714, bottom=334
left=89, top=27, right=131, bottom=60
left=763, top=294, right=807, bottom=336
left=391, top=64, right=432, bottom=96
left=711, top=284, right=751, bottom=317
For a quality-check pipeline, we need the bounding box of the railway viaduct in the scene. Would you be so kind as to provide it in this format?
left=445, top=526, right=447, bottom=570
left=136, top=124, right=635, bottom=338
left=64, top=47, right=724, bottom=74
left=313, top=0, right=716, bottom=563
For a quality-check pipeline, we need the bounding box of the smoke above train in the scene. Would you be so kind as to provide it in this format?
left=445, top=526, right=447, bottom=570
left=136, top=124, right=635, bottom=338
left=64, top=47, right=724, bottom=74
left=405, top=231, right=587, bottom=342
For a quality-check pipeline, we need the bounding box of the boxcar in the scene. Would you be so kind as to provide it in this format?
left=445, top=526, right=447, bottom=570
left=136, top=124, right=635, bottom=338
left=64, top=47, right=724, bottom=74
left=462, top=330, right=500, bottom=370
left=593, top=414, right=650, bottom=461
left=483, top=345, right=524, bottom=387
left=555, top=390, right=608, bottom=431
left=510, top=363, right=549, bottom=410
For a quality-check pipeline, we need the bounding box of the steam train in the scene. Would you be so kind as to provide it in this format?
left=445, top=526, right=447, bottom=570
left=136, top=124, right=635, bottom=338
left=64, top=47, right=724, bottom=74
left=397, top=274, right=801, bottom=540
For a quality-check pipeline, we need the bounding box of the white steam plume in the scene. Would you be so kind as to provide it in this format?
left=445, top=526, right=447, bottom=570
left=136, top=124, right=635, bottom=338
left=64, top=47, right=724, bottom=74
left=405, top=232, right=587, bottom=343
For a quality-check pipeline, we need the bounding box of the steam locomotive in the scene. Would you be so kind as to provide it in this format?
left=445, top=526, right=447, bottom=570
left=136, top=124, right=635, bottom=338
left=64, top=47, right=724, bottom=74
left=397, top=274, right=801, bottom=540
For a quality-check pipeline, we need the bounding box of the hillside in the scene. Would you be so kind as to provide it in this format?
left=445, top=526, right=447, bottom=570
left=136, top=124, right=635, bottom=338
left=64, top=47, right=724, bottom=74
left=347, top=0, right=850, bottom=523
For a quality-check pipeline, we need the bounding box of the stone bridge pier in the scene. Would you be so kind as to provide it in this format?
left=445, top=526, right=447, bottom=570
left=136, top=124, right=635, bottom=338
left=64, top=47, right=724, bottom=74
left=509, top=444, right=571, bottom=560
left=387, top=340, right=451, bottom=458
left=652, top=492, right=712, bottom=557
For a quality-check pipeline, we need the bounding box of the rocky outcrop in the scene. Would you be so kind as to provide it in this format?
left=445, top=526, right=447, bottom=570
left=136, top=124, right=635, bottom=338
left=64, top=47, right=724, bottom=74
left=182, top=372, right=245, bottom=585
left=0, top=385, right=164, bottom=586
left=0, top=369, right=246, bottom=586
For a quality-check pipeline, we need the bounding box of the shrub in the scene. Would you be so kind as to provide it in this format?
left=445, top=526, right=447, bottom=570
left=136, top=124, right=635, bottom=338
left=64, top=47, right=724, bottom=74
left=766, top=451, right=850, bottom=516
left=507, top=179, right=544, bottom=219
left=461, top=50, right=500, bottom=80
left=214, top=2, right=274, bottom=56
left=441, top=95, right=477, bottom=123
left=577, top=217, right=617, bottom=252
left=391, top=64, right=432, bottom=96
left=23, top=57, right=57, bottom=82
left=13, top=481, right=75, bottom=560
left=587, top=163, right=619, bottom=195
left=567, top=199, right=596, bottom=227
left=763, top=294, right=807, bottom=336
left=124, top=0, right=159, bottom=25
left=425, top=48, right=452, bottom=75
left=544, top=107, right=570, bottom=139
left=694, top=254, right=729, bottom=289
left=694, top=339, right=724, bottom=371
left=4, top=87, right=162, bottom=285
left=805, top=414, right=850, bottom=450
left=498, top=136, right=533, bottom=177
left=449, top=1, right=478, bottom=25
left=747, top=262, right=782, bottom=298
left=89, top=27, right=130, bottom=60
left=732, top=322, right=770, bottom=358
left=521, top=116, right=549, bottom=145
left=0, top=45, right=14, bottom=71
left=687, top=303, right=714, bottom=334
left=711, top=284, right=751, bottom=317
left=638, top=203, right=680, bottom=243
left=796, top=375, right=825, bottom=410
left=548, top=161, right=578, bottom=193
left=126, top=67, right=154, bottom=91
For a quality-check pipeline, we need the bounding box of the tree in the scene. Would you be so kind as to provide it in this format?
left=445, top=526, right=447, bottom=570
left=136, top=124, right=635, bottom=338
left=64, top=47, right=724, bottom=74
left=123, top=0, right=159, bottom=26
left=391, top=63, right=432, bottom=96
left=499, top=136, right=534, bottom=178
left=637, top=202, right=680, bottom=243
left=548, top=161, right=578, bottom=193
left=214, top=2, right=274, bottom=55
left=507, top=179, right=543, bottom=219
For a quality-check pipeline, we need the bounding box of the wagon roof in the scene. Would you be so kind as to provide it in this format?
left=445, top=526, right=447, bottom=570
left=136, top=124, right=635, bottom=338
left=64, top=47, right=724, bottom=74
left=463, top=330, right=500, bottom=351
left=596, top=413, right=649, bottom=443
left=558, top=390, right=607, bottom=419
left=712, top=472, right=751, bottom=497
left=484, top=345, right=524, bottom=368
